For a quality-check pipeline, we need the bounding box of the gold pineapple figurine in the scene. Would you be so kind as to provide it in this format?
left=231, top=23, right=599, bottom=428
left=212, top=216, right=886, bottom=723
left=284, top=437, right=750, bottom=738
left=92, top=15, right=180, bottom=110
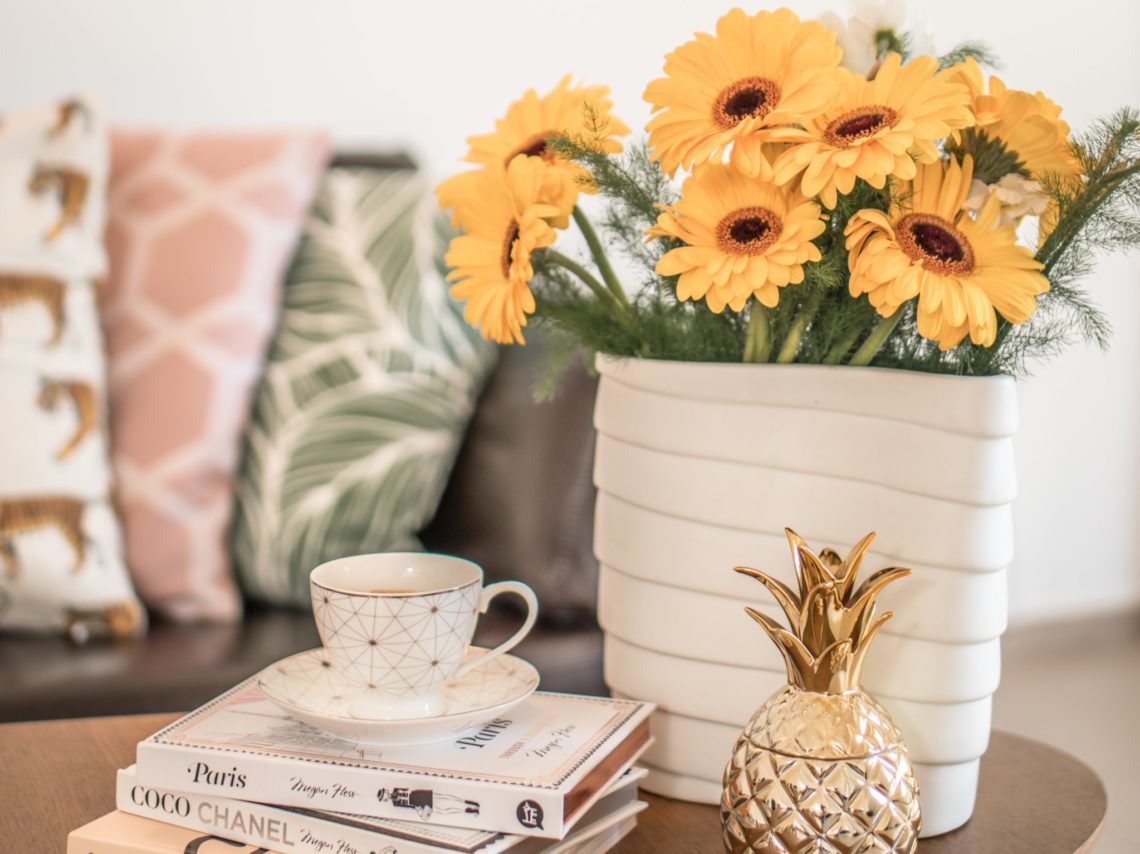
left=721, top=529, right=921, bottom=854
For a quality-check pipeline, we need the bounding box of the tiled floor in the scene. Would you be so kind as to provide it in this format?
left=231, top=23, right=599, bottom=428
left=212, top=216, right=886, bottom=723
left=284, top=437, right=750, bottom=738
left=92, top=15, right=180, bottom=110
left=995, top=614, right=1140, bottom=853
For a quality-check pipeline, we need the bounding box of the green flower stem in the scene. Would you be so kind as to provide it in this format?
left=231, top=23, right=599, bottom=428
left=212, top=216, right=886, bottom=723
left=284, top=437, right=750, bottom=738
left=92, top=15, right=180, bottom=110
left=744, top=304, right=772, bottom=364
left=874, top=29, right=905, bottom=57
left=572, top=206, right=630, bottom=307
left=848, top=310, right=903, bottom=367
left=823, top=326, right=862, bottom=365
left=776, top=290, right=822, bottom=364
left=543, top=249, right=621, bottom=310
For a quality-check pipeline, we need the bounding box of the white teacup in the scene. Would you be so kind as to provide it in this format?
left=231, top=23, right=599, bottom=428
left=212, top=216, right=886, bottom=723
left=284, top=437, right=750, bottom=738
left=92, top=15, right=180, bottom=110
left=310, top=553, right=538, bottom=719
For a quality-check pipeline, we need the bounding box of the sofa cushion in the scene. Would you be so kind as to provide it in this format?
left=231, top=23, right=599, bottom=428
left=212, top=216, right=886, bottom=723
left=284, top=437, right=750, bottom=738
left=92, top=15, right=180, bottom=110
left=230, top=160, right=495, bottom=606
left=103, top=130, right=329, bottom=622
left=0, top=95, right=144, bottom=640
left=422, top=341, right=600, bottom=615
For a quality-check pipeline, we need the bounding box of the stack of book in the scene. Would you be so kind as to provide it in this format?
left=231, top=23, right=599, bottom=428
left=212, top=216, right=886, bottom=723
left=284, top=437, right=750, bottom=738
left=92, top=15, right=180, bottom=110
left=68, top=677, right=655, bottom=854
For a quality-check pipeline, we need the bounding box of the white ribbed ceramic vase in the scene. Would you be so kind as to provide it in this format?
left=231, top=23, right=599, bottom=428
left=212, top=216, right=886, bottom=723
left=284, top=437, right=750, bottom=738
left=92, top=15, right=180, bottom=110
left=593, top=355, right=1015, bottom=838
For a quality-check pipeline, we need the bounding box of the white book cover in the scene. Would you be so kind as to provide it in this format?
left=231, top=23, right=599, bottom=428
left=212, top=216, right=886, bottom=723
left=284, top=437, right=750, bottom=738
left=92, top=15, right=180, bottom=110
left=134, top=681, right=653, bottom=839
left=68, top=797, right=645, bottom=854
left=116, top=765, right=647, bottom=854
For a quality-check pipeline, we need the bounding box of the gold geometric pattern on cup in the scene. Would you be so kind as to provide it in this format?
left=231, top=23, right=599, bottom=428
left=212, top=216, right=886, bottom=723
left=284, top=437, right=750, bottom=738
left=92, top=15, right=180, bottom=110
left=312, top=584, right=481, bottom=698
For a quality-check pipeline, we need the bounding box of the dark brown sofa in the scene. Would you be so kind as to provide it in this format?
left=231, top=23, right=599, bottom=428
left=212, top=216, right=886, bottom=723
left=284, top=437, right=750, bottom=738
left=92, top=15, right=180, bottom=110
left=0, top=344, right=605, bottom=722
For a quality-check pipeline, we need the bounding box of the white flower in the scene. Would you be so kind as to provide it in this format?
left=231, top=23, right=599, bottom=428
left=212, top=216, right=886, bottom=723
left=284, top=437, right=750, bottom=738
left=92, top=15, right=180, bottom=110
left=820, top=0, right=935, bottom=75
left=962, top=175, right=1051, bottom=225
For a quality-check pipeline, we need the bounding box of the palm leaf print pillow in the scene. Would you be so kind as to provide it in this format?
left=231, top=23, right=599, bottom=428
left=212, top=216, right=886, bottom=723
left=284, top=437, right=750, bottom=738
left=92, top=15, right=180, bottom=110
left=231, top=161, right=494, bottom=605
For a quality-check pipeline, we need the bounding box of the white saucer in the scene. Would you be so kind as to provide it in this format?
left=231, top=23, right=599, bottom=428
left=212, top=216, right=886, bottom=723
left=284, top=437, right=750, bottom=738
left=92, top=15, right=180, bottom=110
left=256, top=647, right=540, bottom=747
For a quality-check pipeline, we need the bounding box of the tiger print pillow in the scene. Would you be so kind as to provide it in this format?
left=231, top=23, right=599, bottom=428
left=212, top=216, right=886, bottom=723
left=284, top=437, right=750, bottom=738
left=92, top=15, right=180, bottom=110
left=0, top=96, right=145, bottom=640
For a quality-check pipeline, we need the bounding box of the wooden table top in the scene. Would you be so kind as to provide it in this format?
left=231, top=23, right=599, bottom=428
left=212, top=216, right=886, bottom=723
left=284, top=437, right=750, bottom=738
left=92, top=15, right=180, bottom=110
left=0, top=714, right=1106, bottom=853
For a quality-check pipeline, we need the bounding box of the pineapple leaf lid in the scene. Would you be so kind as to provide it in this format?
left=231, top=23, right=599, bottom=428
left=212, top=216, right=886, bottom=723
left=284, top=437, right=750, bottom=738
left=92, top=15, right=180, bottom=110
left=735, top=529, right=912, bottom=694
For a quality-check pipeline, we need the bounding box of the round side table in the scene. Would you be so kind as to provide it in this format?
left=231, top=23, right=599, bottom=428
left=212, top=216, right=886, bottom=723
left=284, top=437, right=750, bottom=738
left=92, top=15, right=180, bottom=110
left=616, top=731, right=1108, bottom=852
left=0, top=716, right=1109, bottom=853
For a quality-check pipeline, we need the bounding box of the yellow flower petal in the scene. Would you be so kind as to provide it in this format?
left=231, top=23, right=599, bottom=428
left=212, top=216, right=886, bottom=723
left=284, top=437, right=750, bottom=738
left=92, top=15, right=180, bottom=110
left=438, top=76, right=629, bottom=228
left=644, top=8, right=843, bottom=175
left=846, top=155, right=1049, bottom=348
left=650, top=163, right=823, bottom=312
left=442, top=158, right=559, bottom=345
left=772, top=55, right=973, bottom=208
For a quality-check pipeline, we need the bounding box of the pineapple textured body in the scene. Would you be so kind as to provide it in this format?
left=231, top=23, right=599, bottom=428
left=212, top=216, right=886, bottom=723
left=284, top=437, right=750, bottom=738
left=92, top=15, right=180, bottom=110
left=721, top=530, right=921, bottom=852
left=722, top=685, right=921, bottom=853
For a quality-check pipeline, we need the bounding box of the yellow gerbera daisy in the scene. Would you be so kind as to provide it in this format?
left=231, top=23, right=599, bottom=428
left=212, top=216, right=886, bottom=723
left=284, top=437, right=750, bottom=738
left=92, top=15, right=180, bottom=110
left=437, top=75, right=629, bottom=228
left=651, top=163, right=826, bottom=312
left=771, top=54, right=974, bottom=208
left=944, top=58, right=1078, bottom=182
left=444, top=157, right=562, bottom=345
left=846, top=155, right=1049, bottom=350
left=643, top=7, right=844, bottom=177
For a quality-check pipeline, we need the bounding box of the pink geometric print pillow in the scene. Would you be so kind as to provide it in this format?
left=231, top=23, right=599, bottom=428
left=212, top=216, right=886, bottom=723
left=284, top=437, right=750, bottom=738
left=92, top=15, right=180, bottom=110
left=104, top=131, right=329, bottom=621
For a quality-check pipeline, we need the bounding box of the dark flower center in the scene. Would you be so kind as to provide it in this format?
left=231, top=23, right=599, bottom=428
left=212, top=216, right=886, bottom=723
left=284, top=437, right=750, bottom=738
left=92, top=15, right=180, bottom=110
left=912, top=222, right=965, bottom=262
left=716, top=206, right=781, bottom=255
left=730, top=217, right=771, bottom=244
left=824, top=105, right=900, bottom=147
left=725, top=89, right=765, bottom=119
left=836, top=114, right=885, bottom=137
left=507, top=131, right=558, bottom=165
left=896, top=213, right=974, bottom=274
left=501, top=222, right=520, bottom=278
left=713, top=77, right=781, bottom=129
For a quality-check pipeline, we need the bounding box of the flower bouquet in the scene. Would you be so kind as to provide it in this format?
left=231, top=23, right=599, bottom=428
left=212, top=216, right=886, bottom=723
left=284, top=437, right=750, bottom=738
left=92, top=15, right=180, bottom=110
left=436, top=4, right=1138, bottom=380
left=435, top=1, right=1139, bottom=836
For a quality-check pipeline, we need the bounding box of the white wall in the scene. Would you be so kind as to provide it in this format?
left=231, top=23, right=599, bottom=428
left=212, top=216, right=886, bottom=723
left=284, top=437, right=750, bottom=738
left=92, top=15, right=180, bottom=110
left=2, top=0, right=1137, bottom=623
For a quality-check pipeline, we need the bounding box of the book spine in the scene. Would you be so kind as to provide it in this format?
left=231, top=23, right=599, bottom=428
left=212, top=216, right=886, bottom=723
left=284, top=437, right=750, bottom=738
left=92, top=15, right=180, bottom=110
left=135, top=741, right=566, bottom=838
left=115, top=769, right=452, bottom=854
left=66, top=826, right=159, bottom=854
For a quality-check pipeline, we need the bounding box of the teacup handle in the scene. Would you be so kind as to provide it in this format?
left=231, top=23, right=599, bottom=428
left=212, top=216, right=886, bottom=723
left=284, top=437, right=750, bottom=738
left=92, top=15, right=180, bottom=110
left=454, top=580, right=539, bottom=679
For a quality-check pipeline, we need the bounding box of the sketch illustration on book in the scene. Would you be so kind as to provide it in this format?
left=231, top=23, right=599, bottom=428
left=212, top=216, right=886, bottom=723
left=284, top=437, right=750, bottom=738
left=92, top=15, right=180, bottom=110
left=233, top=715, right=386, bottom=760
left=377, top=787, right=480, bottom=821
